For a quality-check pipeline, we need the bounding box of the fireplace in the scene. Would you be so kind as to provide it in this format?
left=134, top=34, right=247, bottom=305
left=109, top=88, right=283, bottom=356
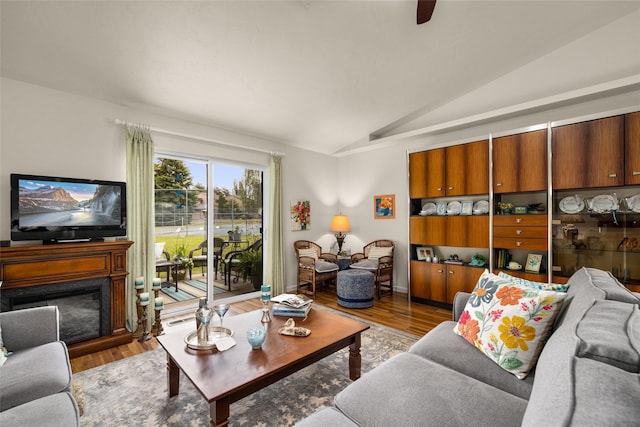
left=0, top=240, right=132, bottom=357
left=1, top=278, right=111, bottom=345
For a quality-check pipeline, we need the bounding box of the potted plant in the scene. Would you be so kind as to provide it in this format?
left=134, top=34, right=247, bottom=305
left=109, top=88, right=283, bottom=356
left=232, top=226, right=242, bottom=242
left=171, top=240, right=193, bottom=280
left=237, top=247, right=263, bottom=290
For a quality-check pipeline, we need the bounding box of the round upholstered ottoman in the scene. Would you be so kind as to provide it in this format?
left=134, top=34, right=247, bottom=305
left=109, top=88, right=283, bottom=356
left=337, top=269, right=375, bottom=308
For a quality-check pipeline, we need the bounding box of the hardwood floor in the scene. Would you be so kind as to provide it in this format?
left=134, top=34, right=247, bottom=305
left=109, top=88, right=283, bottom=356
left=70, top=290, right=451, bottom=374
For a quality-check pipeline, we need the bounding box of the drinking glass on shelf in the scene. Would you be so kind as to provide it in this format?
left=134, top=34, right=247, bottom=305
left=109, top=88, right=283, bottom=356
left=213, top=303, right=230, bottom=337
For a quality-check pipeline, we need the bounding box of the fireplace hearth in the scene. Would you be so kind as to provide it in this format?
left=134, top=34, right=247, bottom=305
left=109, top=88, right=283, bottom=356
left=1, top=278, right=111, bottom=345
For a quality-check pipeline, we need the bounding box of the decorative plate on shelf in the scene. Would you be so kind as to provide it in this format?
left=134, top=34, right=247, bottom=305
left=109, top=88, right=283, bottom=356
left=625, top=195, right=640, bottom=213
left=589, top=194, right=618, bottom=213
left=421, top=202, right=437, bottom=215
left=559, top=196, right=585, bottom=214
left=472, top=200, right=489, bottom=215
left=446, top=201, right=462, bottom=215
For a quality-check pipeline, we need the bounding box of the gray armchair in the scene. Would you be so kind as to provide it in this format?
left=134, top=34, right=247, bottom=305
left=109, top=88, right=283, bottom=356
left=0, top=306, right=80, bottom=426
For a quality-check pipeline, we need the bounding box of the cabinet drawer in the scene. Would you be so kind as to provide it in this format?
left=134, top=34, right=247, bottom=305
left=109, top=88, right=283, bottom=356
left=494, top=226, right=547, bottom=239
left=493, top=215, right=547, bottom=227
left=494, top=237, right=548, bottom=251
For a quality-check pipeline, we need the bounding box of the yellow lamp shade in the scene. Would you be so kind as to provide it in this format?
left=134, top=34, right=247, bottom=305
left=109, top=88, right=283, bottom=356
left=330, top=215, right=351, bottom=232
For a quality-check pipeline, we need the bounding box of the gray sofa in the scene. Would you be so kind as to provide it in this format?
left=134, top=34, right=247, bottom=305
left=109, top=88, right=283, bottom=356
left=297, top=267, right=640, bottom=426
left=0, top=306, right=80, bottom=426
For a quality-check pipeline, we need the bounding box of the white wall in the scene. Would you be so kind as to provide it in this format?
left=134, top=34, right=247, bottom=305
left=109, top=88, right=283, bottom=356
left=3, top=77, right=640, bottom=297
left=0, top=78, right=339, bottom=290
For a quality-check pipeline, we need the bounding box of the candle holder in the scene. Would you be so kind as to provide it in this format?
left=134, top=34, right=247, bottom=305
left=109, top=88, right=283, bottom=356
left=152, top=289, right=164, bottom=336
left=132, top=283, right=145, bottom=340
left=137, top=291, right=151, bottom=342
left=260, top=284, right=271, bottom=323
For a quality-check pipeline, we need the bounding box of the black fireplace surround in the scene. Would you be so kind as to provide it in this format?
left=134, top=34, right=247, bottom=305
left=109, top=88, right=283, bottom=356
left=0, top=278, right=111, bottom=345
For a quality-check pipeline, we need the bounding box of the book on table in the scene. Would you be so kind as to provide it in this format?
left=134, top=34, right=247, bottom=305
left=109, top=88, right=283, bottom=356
left=272, top=302, right=312, bottom=318
left=270, top=293, right=313, bottom=309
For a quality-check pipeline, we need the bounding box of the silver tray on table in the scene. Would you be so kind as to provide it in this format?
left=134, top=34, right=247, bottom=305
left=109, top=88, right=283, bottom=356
left=184, top=327, right=234, bottom=351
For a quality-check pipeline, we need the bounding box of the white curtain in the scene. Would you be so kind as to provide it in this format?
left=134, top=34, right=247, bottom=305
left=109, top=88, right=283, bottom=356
left=125, top=126, right=155, bottom=331
left=266, top=154, right=285, bottom=295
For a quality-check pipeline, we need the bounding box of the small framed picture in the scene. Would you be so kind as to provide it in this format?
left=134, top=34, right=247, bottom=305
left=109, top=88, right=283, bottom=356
left=416, top=247, right=433, bottom=261
left=373, top=194, right=395, bottom=219
left=525, top=254, right=543, bottom=273
left=461, top=201, right=473, bottom=215
left=436, top=202, right=447, bottom=216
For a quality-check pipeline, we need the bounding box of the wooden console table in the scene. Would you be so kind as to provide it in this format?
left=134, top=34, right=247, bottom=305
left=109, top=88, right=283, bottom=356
left=0, top=240, right=134, bottom=357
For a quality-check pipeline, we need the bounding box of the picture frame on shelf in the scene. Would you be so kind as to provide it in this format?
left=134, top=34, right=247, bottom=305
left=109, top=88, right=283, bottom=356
left=416, top=247, right=433, bottom=261
left=461, top=201, right=473, bottom=215
left=525, top=254, right=543, bottom=273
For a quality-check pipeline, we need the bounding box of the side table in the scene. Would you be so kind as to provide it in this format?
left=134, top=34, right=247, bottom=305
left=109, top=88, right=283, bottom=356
left=338, top=256, right=351, bottom=271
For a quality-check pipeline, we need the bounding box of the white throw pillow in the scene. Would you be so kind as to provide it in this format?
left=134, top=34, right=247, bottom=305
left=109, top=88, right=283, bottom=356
left=368, top=246, right=392, bottom=260
left=298, top=248, right=318, bottom=260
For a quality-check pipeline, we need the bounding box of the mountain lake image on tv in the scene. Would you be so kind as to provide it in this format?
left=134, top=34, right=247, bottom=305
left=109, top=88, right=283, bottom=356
left=11, top=174, right=126, bottom=242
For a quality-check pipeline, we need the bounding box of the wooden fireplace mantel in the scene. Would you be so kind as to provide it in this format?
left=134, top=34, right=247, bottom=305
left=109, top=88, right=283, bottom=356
left=0, top=240, right=134, bottom=357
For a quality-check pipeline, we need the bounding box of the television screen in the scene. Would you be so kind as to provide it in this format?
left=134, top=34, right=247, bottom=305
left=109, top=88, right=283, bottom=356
left=11, top=174, right=127, bottom=242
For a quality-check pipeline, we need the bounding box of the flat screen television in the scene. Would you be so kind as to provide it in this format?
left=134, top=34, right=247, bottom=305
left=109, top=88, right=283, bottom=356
left=11, top=173, right=127, bottom=243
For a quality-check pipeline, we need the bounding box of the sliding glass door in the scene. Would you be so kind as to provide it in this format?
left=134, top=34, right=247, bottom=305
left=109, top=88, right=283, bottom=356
left=154, top=154, right=263, bottom=312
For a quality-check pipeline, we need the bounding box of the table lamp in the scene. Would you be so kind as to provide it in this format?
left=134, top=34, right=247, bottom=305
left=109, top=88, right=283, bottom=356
left=330, top=214, right=351, bottom=254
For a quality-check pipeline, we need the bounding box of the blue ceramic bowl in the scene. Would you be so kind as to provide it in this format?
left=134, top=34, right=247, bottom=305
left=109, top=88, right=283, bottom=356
left=247, top=327, right=266, bottom=350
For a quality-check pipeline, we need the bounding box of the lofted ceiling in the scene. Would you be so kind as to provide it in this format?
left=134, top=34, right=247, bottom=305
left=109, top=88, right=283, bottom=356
left=2, top=1, right=639, bottom=155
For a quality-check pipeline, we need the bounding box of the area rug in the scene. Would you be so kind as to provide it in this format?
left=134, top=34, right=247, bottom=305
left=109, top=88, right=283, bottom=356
left=184, top=279, right=228, bottom=294
left=74, top=315, right=418, bottom=426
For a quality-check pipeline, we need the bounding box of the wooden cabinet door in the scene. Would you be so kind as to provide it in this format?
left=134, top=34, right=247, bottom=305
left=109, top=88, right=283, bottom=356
left=446, top=265, right=482, bottom=304
left=409, top=151, right=429, bottom=198
left=552, top=115, right=624, bottom=189
left=445, top=216, right=489, bottom=248
left=410, top=260, right=446, bottom=300
left=445, top=140, right=489, bottom=196
left=424, top=262, right=447, bottom=303
left=626, top=112, right=640, bottom=185
left=410, top=216, right=446, bottom=246
left=445, top=144, right=466, bottom=196
left=467, top=216, right=490, bottom=248
left=493, top=130, right=547, bottom=193
left=464, top=139, right=489, bottom=195
left=446, top=216, right=468, bottom=247
left=424, top=148, right=446, bottom=197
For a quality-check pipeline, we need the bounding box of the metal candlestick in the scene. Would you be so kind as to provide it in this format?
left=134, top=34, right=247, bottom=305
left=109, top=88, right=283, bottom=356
left=260, top=284, right=271, bottom=323
left=137, top=291, right=151, bottom=342
left=152, top=288, right=164, bottom=336
left=132, top=287, right=145, bottom=339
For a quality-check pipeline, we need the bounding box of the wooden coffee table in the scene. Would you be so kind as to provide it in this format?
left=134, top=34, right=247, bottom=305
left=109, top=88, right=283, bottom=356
left=156, top=307, right=370, bottom=427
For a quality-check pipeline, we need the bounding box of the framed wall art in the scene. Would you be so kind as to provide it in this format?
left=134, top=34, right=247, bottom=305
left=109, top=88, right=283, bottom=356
left=290, top=200, right=311, bottom=231
left=373, top=194, right=395, bottom=219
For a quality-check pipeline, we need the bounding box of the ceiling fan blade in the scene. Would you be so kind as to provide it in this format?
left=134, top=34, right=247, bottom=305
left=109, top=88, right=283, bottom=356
left=417, top=0, right=437, bottom=24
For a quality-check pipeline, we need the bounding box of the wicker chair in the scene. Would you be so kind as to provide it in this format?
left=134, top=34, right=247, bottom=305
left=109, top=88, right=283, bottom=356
left=350, top=239, right=394, bottom=299
left=294, top=240, right=339, bottom=297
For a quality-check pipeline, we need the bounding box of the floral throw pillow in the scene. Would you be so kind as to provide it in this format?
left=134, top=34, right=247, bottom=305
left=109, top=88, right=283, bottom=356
left=497, top=271, right=569, bottom=292
left=454, top=270, right=567, bottom=379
